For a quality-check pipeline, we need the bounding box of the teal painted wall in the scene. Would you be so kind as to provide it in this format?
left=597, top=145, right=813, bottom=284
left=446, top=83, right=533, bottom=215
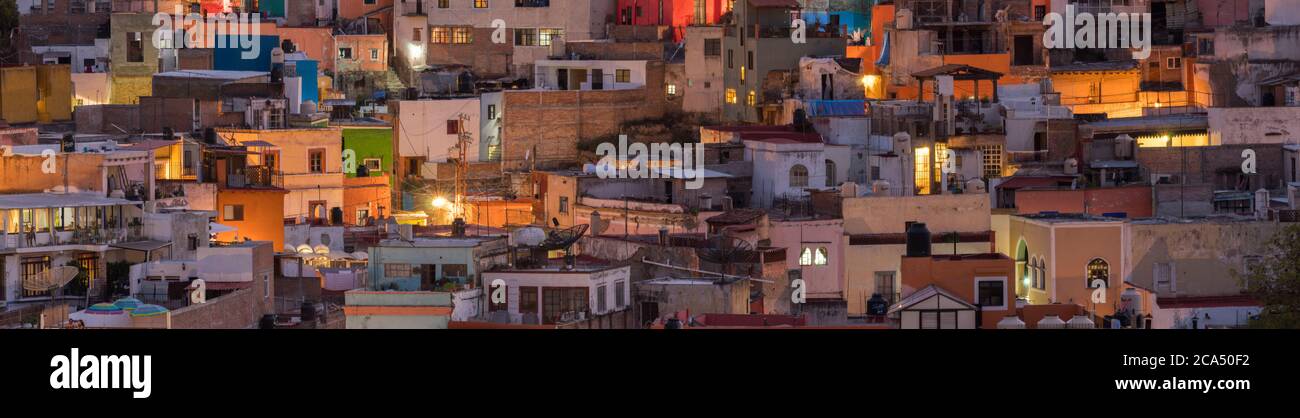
left=367, top=244, right=479, bottom=291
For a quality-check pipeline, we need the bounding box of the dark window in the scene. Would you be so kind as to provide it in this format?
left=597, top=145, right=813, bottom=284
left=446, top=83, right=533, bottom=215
left=727, top=49, right=733, bottom=69
left=309, top=148, right=325, bottom=173
left=542, top=287, right=589, bottom=324
left=977, top=280, right=1004, bottom=307
left=223, top=205, right=244, bottom=221
left=747, top=51, right=754, bottom=69
left=127, top=32, right=144, bottom=62
left=704, top=39, right=721, bottom=56
left=487, top=104, right=497, bottom=120
left=558, top=196, right=569, bottom=213
left=447, top=120, right=460, bottom=134
left=519, top=286, right=538, bottom=314
left=338, top=48, right=353, bottom=59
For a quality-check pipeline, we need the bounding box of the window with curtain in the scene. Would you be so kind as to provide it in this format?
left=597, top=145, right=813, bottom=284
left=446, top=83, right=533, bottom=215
left=789, top=164, right=809, bottom=188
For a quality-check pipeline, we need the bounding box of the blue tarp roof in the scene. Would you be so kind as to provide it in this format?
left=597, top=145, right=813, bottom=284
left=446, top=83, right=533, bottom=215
left=875, top=33, right=890, bottom=67
left=806, top=100, right=866, bottom=117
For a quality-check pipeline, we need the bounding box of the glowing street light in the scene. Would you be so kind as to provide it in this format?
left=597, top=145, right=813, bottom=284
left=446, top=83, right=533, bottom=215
left=432, top=196, right=449, bottom=208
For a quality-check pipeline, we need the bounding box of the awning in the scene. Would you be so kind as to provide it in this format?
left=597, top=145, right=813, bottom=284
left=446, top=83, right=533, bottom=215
left=109, top=240, right=172, bottom=252
left=995, top=176, right=1075, bottom=190
left=238, top=140, right=277, bottom=148
left=209, top=222, right=237, bottom=234
left=205, top=281, right=253, bottom=290
left=0, top=193, right=136, bottom=210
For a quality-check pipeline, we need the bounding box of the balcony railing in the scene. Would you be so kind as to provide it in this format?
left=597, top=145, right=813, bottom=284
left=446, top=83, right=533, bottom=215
left=1, top=225, right=145, bottom=250
left=226, top=166, right=284, bottom=189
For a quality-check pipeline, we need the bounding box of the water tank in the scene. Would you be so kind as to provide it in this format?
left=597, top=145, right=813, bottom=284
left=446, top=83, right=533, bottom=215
left=698, top=194, right=713, bottom=211
left=664, top=317, right=683, bottom=329
left=840, top=182, right=858, bottom=197
left=512, top=227, right=547, bottom=247
left=996, top=315, right=1026, bottom=329
left=258, top=314, right=276, bottom=329
left=1037, top=315, right=1067, bottom=329
left=399, top=224, right=414, bottom=241
left=872, top=180, right=892, bottom=195
left=1119, top=288, right=1142, bottom=317
left=301, top=100, right=317, bottom=115
left=356, top=164, right=370, bottom=177
left=1064, top=158, right=1079, bottom=175
left=866, top=293, right=889, bottom=315
left=1066, top=316, right=1095, bottom=329
left=964, top=178, right=986, bottom=194
left=904, top=222, right=931, bottom=257
left=452, top=218, right=466, bottom=237
left=300, top=302, right=317, bottom=322
left=1114, top=134, right=1134, bottom=159
left=271, top=47, right=285, bottom=65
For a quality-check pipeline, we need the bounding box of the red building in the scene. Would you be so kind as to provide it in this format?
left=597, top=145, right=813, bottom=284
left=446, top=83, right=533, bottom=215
left=617, top=0, right=729, bottom=42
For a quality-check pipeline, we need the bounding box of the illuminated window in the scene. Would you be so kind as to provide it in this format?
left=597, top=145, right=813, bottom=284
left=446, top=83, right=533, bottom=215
left=474, top=0, right=488, bottom=8
left=666, top=84, right=677, bottom=96
left=452, top=27, right=472, bottom=44
left=978, top=144, right=1003, bottom=179
left=538, top=28, right=563, bottom=46
left=789, top=164, right=808, bottom=187
left=725, top=88, right=737, bottom=104
left=798, top=247, right=829, bottom=266
left=740, top=65, right=745, bottom=82
left=914, top=147, right=931, bottom=195
left=934, top=142, right=949, bottom=181
left=746, top=90, right=756, bottom=106
left=431, top=27, right=451, bottom=44
left=616, top=69, right=631, bottom=83
left=1086, top=258, right=1109, bottom=289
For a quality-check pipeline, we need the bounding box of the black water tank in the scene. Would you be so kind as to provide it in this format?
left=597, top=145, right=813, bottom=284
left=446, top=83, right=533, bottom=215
left=203, top=127, right=217, bottom=144
left=356, top=164, right=370, bottom=177
left=905, top=222, right=931, bottom=257
left=258, top=314, right=276, bottom=329
left=867, top=293, right=888, bottom=315
left=300, top=302, right=317, bottom=322
left=665, top=317, right=683, bottom=329
left=452, top=217, right=466, bottom=237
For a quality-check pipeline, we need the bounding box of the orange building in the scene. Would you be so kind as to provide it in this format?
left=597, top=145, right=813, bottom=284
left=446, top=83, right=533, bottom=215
left=1013, top=185, right=1154, bottom=218
left=343, top=173, right=391, bottom=226
left=208, top=148, right=289, bottom=250
left=899, top=251, right=1017, bottom=329
left=465, top=199, right=536, bottom=228
left=215, top=188, right=288, bottom=250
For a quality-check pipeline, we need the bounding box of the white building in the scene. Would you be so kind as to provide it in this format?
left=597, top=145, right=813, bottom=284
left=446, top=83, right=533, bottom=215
left=532, top=59, right=648, bottom=91
left=395, top=98, right=485, bottom=179
left=743, top=132, right=851, bottom=208
left=481, top=264, right=631, bottom=325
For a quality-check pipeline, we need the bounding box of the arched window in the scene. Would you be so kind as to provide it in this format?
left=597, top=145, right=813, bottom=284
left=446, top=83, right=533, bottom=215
left=1086, top=258, right=1109, bottom=289
left=825, top=159, right=837, bottom=187
left=790, top=164, right=809, bottom=188
left=814, top=247, right=829, bottom=265
left=799, top=247, right=813, bottom=266
left=1033, top=258, right=1045, bottom=290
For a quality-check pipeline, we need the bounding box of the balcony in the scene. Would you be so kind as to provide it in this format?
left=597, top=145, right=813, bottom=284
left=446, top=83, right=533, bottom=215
left=224, top=166, right=284, bottom=189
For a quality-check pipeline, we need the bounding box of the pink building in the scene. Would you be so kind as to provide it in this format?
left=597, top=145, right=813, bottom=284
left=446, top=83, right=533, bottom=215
left=767, top=217, right=845, bottom=302
left=617, top=0, right=729, bottom=41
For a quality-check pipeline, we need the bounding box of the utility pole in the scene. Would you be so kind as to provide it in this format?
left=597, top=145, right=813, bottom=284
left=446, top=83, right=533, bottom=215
left=454, top=113, right=473, bottom=220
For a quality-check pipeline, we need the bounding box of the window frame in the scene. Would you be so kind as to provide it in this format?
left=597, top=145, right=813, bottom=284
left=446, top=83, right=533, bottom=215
left=974, top=277, right=1007, bottom=310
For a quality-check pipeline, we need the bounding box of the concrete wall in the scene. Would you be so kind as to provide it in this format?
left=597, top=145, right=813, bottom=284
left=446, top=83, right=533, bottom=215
left=1014, top=186, right=1154, bottom=218
left=683, top=26, right=725, bottom=114
left=1128, top=220, right=1280, bottom=298
left=0, top=154, right=105, bottom=194
left=842, top=193, right=991, bottom=235
left=1209, top=107, right=1300, bottom=145
left=169, top=284, right=273, bottom=329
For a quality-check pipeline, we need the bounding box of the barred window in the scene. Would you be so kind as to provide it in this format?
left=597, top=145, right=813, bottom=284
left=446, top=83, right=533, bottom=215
left=384, top=263, right=412, bottom=277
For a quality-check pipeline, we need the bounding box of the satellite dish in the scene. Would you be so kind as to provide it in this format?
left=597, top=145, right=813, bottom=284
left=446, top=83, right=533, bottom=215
left=22, top=266, right=79, bottom=293
left=536, top=224, right=588, bottom=251
left=351, top=251, right=368, bottom=260
left=296, top=244, right=315, bottom=254
left=313, top=245, right=330, bottom=255
left=696, top=235, right=756, bottom=265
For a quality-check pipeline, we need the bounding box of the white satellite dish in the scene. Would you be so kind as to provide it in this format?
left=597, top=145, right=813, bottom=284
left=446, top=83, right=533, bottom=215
left=296, top=244, right=315, bottom=254
left=313, top=244, right=330, bottom=255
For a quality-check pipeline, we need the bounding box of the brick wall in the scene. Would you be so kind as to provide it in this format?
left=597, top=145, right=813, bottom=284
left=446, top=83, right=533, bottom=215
left=169, top=286, right=271, bottom=329
left=499, top=61, right=666, bottom=170
left=1137, top=143, right=1286, bottom=190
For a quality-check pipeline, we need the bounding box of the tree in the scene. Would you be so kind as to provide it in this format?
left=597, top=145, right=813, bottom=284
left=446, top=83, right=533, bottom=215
left=1234, top=224, right=1300, bottom=328
left=0, top=0, right=18, bottom=64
